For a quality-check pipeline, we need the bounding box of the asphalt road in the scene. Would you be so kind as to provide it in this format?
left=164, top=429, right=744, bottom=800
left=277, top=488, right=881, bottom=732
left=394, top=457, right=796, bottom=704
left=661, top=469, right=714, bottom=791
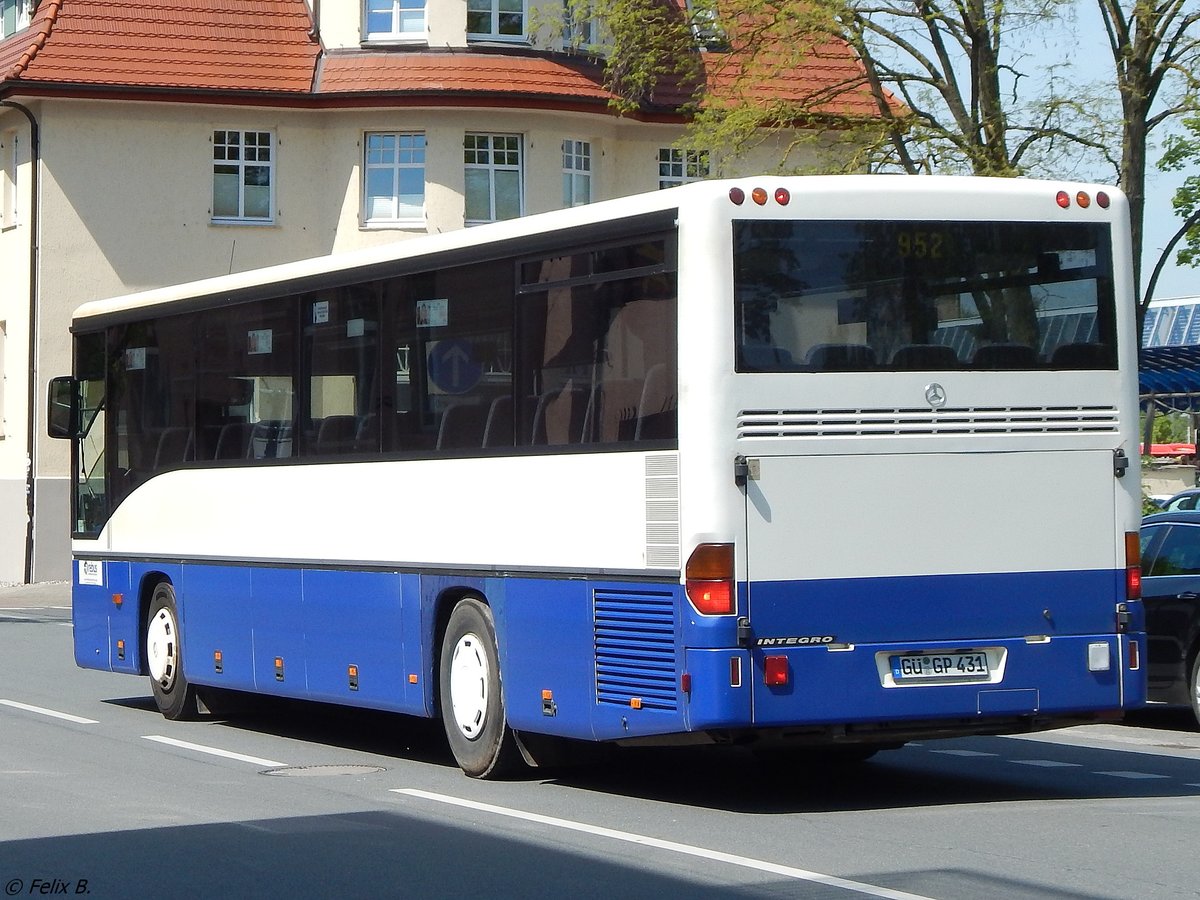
left=2, top=582, right=1199, bottom=899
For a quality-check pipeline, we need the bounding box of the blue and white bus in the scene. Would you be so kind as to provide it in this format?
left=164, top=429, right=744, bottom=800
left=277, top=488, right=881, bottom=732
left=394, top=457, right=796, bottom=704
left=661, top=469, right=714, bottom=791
left=49, top=176, right=1146, bottom=777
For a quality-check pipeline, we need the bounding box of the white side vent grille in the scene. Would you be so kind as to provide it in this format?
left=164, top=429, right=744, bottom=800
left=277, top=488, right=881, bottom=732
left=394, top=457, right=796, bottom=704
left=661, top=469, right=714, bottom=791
left=738, top=406, right=1119, bottom=439
left=645, top=454, right=680, bottom=569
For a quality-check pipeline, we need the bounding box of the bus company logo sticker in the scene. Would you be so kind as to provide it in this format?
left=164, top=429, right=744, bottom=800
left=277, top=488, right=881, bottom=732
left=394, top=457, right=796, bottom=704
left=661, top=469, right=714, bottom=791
left=755, top=635, right=836, bottom=647
left=79, top=560, right=104, bottom=586
left=924, top=382, right=947, bottom=408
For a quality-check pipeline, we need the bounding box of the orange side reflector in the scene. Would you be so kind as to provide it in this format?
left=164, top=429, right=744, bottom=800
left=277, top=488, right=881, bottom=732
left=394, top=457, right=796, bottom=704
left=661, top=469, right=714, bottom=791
left=112, top=593, right=123, bottom=607
left=630, top=698, right=643, bottom=710
left=408, top=674, right=419, bottom=684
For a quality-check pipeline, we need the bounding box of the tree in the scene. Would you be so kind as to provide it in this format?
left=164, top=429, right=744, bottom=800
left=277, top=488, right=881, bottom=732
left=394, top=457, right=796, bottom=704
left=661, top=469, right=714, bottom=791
left=1095, top=0, right=1200, bottom=315
left=557, top=0, right=1200, bottom=318
left=1150, top=113, right=1200, bottom=304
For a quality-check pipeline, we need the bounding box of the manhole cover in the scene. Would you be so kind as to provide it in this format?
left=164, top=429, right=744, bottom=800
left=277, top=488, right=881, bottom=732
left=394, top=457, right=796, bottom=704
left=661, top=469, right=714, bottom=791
left=263, top=765, right=386, bottom=777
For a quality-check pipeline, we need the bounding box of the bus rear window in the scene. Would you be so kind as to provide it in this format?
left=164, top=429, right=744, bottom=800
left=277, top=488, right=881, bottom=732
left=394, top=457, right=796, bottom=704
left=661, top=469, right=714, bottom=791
left=733, top=220, right=1117, bottom=372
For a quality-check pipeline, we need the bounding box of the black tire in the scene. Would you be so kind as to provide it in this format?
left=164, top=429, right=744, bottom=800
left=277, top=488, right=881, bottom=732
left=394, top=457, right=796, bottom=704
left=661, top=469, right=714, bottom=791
left=438, top=598, right=520, bottom=778
left=1190, top=652, right=1200, bottom=729
left=145, top=582, right=199, bottom=721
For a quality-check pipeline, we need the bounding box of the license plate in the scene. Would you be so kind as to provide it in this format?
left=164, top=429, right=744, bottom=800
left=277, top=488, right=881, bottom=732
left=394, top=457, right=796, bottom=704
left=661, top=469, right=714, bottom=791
left=890, top=652, right=990, bottom=682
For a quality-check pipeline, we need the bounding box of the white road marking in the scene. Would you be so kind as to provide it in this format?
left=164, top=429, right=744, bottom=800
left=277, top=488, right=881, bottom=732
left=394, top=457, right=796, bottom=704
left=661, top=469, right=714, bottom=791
left=393, top=788, right=935, bottom=900
left=1010, top=760, right=1080, bottom=768
left=929, top=749, right=996, bottom=757
left=1094, top=770, right=1169, bottom=780
left=0, top=698, right=99, bottom=724
left=142, top=735, right=286, bottom=768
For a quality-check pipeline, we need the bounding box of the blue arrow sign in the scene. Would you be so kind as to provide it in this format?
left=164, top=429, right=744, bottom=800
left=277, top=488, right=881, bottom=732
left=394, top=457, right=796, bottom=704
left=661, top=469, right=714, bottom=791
left=428, top=338, right=482, bottom=395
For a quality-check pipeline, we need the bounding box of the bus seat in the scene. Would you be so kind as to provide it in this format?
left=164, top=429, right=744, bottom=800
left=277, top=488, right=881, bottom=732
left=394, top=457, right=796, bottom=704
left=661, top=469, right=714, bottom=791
left=890, top=344, right=960, bottom=370
left=806, top=343, right=876, bottom=371
left=213, top=422, right=254, bottom=459
left=153, top=427, right=194, bottom=470
left=971, top=343, right=1037, bottom=369
left=436, top=402, right=488, bottom=450
left=1049, top=342, right=1111, bottom=368
left=532, top=384, right=589, bottom=445
left=590, top=378, right=642, bottom=443
left=635, top=363, right=676, bottom=440
left=316, top=415, right=358, bottom=454
left=482, top=395, right=514, bottom=449
left=249, top=421, right=293, bottom=459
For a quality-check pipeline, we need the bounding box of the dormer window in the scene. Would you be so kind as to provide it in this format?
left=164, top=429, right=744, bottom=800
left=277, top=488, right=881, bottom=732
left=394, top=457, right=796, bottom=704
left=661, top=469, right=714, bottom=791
left=1, top=0, right=32, bottom=39
left=467, top=0, right=525, bottom=41
left=365, top=0, right=426, bottom=41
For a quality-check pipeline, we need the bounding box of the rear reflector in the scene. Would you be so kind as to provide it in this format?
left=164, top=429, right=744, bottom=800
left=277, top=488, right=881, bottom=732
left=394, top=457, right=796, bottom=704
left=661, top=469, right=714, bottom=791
left=1128, top=638, right=1140, bottom=670
left=764, top=655, right=789, bottom=686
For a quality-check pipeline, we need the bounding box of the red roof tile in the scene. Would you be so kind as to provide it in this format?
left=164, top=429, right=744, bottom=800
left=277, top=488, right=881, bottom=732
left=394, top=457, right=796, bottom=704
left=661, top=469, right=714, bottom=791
left=0, top=0, right=888, bottom=120
left=318, top=51, right=614, bottom=105
left=1, top=0, right=318, bottom=92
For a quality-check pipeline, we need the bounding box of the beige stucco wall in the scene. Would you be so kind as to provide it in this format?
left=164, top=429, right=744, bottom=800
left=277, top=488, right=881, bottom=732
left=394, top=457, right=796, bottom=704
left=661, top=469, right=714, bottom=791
left=5, top=82, right=821, bottom=581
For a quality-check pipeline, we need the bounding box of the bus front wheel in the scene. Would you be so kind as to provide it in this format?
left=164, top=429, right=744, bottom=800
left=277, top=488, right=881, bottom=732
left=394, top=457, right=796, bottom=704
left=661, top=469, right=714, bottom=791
left=146, top=582, right=199, bottom=721
left=438, top=598, right=519, bottom=778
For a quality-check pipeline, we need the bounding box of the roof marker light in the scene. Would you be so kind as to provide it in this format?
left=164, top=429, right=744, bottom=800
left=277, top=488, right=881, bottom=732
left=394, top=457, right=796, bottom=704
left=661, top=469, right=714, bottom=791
left=774, top=187, right=791, bottom=206
left=1056, top=191, right=1071, bottom=209
left=1097, top=191, right=1111, bottom=209
left=729, top=187, right=745, bottom=205
left=1076, top=191, right=1091, bottom=209
left=751, top=187, right=768, bottom=206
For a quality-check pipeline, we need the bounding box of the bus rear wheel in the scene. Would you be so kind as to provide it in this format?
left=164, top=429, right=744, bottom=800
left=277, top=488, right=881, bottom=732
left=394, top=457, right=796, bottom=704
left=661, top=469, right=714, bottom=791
left=146, top=582, right=199, bottom=721
left=438, top=598, right=519, bottom=778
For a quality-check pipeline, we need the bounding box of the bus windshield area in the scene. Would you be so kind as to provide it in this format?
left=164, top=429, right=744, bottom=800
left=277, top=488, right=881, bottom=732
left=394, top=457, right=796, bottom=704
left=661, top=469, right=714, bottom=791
left=733, top=220, right=1118, bottom=372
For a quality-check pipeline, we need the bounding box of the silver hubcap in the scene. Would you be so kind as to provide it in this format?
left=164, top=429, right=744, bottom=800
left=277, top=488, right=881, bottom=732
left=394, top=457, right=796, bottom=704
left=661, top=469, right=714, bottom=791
left=448, top=632, right=489, bottom=740
left=147, top=606, right=178, bottom=689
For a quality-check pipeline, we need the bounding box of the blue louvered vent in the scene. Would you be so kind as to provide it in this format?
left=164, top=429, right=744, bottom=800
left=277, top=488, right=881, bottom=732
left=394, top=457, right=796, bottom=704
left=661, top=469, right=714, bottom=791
left=594, top=589, right=678, bottom=711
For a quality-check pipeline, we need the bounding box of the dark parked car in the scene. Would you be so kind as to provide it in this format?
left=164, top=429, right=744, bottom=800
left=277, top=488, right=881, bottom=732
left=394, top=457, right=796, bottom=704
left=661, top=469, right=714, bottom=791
left=1140, top=510, right=1200, bottom=725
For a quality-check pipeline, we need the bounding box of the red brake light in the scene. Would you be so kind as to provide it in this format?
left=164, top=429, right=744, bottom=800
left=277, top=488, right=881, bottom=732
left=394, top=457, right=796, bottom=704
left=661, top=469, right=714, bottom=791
left=685, top=543, right=735, bottom=615
left=1125, top=532, right=1141, bottom=600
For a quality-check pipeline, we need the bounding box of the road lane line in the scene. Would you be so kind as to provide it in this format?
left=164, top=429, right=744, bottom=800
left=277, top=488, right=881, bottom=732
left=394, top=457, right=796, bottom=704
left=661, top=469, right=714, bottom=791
left=0, top=699, right=99, bottom=724
left=1094, top=770, right=1169, bottom=780
left=142, top=735, right=286, bottom=768
left=1010, top=760, right=1080, bottom=768
left=393, top=788, right=935, bottom=900
left=928, top=749, right=996, bottom=757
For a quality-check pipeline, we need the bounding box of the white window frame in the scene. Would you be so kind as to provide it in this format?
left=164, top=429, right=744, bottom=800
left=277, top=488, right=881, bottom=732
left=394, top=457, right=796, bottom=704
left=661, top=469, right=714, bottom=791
left=464, top=133, right=523, bottom=225
left=466, top=0, right=526, bottom=41
left=363, top=131, right=426, bottom=226
left=1, top=0, right=31, bottom=40
left=562, top=0, right=593, bottom=46
left=363, top=0, right=426, bottom=42
left=658, top=147, right=710, bottom=189
left=212, top=130, right=276, bottom=224
left=562, top=139, right=592, bottom=208
left=1, top=131, right=16, bottom=230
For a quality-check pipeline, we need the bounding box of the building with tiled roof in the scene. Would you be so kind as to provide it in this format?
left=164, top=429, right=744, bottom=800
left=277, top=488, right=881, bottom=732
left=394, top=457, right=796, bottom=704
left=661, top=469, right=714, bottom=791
left=0, top=0, right=882, bottom=582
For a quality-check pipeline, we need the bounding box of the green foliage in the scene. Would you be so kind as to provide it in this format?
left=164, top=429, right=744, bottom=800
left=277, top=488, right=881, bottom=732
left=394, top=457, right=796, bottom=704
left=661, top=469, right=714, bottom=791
left=1160, top=114, right=1200, bottom=271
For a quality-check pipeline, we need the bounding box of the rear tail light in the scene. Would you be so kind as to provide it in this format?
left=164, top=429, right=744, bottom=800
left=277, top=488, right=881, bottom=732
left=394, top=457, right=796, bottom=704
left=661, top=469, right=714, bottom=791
left=1125, top=531, right=1141, bottom=600
left=685, top=543, right=735, bottom=615
left=764, top=655, right=789, bottom=686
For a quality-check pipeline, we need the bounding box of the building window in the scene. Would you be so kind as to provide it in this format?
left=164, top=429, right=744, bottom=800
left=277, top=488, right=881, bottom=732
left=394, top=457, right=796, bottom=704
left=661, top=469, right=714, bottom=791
left=658, top=148, right=709, bottom=189
left=1, top=131, right=15, bottom=229
left=212, top=130, right=274, bottom=223
left=464, top=134, right=522, bottom=224
left=1, top=0, right=31, bottom=39
left=562, top=140, right=591, bottom=207
left=364, top=132, right=426, bottom=224
left=467, top=0, right=525, bottom=40
left=364, top=0, right=425, bottom=39
left=562, top=0, right=592, bottom=45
